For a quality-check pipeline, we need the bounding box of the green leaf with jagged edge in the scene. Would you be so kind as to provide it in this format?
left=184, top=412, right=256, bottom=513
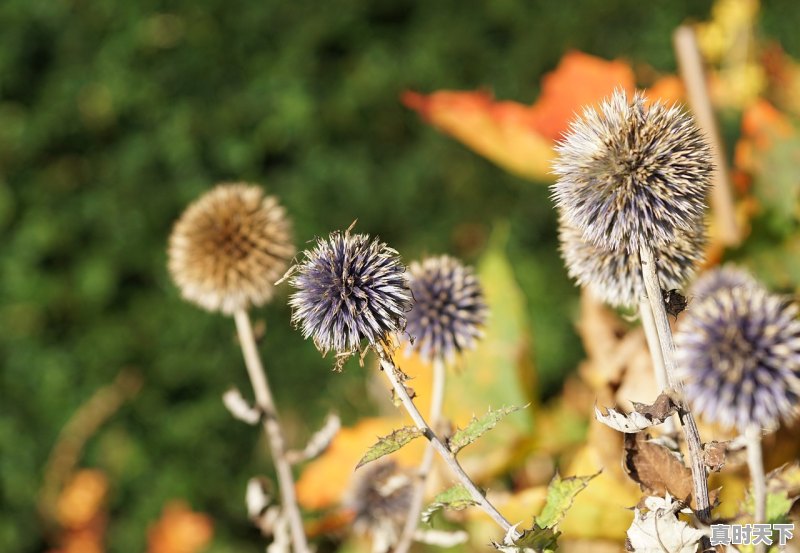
left=492, top=525, right=560, bottom=553
left=535, top=472, right=599, bottom=529
left=449, top=405, right=526, bottom=454
left=421, top=484, right=478, bottom=524
left=356, top=426, right=423, bottom=469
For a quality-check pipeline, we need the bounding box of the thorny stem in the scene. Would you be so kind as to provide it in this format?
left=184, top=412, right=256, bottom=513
left=745, top=425, right=766, bottom=553
left=379, top=357, right=518, bottom=538
left=639, top=300, right=677, bottom=435
left=234, top=309, right=310, bottom=553
left=395, top=357, right=447, bottom=553
left=638, top=245, right=711, bottom=524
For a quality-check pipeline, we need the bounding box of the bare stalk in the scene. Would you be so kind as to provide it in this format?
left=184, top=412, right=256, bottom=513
left=673, top=25, right=741, bottom=247
left=638, top=246, right=711, bottom=523
left=234, top=309, right=310, bottom=553
left=379, top=357, right=517, bottom=538
left=395, top=357, right=447, bottom=553
left=639, top=300, right=677, bottom=435
left=745, top=424, right=766, bottom=553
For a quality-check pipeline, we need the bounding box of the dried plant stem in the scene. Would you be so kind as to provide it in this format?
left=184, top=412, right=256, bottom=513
left=379, top=357, right=517, bottom=538
left=639, top=300, right=677, bottom=435
left=745, top=425, right=766, bottom=553
left=234, top=309, right=310, bottom=553
left=395, top=357, right=447, bottom=553
left=673, top=25, right=741, bottom=247
left=638, top=245, right=711, bottom=523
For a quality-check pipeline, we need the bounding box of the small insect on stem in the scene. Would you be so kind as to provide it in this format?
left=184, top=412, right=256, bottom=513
left=662, top=288, right=688, bottom=320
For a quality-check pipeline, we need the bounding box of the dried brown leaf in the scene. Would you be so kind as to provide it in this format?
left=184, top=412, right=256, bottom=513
left=623, top=433, right=695, bottom=508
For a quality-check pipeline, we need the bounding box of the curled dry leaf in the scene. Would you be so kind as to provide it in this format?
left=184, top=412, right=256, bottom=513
left=623, top=433, right=697, bottom=509
left=286, top=413, right=341, bottom=464
left=702, top=441, right=728, bottom=473
left=595, top=393, right=678, bottom=433
left=222, top=387, right=261, bottom=425
left=625, top=495, right=707, bottom=553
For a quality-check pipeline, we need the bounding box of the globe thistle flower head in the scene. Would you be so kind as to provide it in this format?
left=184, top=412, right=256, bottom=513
left=558, top=216, right=705, bottom=309
left=288, top=228, right=412, bottom=366
left=689, top=263, right=762, bottom=300
left=552, top=89, right=713, bottom=253
left=167, top=183, right=294, bottom=315
left=348, top=461, right=413, bottom=552
left=405, top=255, right=488, bottom=363
left=675, top=286, right=800, bottom=431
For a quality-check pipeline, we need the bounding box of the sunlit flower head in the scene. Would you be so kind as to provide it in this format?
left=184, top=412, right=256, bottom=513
left=168, top=183, right=294, bottom=315
left=288, top=229, right=412, bottom=365
left=675, top=286, right=800, bottom=431
left=405, top=255, right=488, bottom=363
left=552, top=89, right=713, bottom=253
left=558, top=216, right=705, bottom=309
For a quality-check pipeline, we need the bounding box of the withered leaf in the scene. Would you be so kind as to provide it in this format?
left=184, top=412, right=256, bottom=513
left=623, top=433, right=696, bottom=508
left=702, top=441, right=728, bottom=473
left=595, top=393, right=678, bottom=433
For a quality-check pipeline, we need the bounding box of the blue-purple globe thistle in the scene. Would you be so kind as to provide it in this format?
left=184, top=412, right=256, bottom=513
left=675, top=286, right=800, bottom=431
left=405, top=255, right=488, bottom=363
left=689, top=263, right=761, bottom=300
left=288, top=229, right=412, bottom=364
left=552, top=89, right=713, bottom=253
left=168, top=183, right=294, bottom=315
left=558, top=217, right=705, bottom=309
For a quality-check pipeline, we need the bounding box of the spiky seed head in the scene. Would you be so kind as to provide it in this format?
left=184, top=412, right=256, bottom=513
left=689, top=263, right=762, bottom=300
left=405, top=255, right=488, bottom=363
left=675, top=286, right=800, bottom=431
left=348, top=461, right=413, bottom=551
left=288, top=229, right=412, bottom=364
left=167, top=183, right=294, bottom=315
left=558, top=216, right=705, bottom=309
left=552, top=89, right=713, bottom=253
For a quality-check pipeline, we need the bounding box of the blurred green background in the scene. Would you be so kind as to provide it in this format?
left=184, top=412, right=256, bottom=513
left=4, top=0, right=798, bottom=551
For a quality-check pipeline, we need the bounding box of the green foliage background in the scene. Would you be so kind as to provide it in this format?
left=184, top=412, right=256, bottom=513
left=3, top=0, right=796, bottom=551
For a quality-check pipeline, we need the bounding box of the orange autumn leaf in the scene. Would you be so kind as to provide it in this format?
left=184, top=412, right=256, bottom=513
left=403, top=51, right=635, bottom=181
left=733, top=99, right=795, bottom=190
left=296, top=416, right=426, bottom=511
left=146, top=502, right=213, bottom=553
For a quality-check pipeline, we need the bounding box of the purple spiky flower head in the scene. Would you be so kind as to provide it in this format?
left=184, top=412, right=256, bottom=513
left=675, top=286, right=800, bottom=431
left=689, top=263, right=761, bottom=300
left=405, top=255, right=488, bottom=363
left=552, top=89, right=713, bottom=253
left=558, top=216, right=705, bottom=309
left=288, top=229, right=412, bottom=366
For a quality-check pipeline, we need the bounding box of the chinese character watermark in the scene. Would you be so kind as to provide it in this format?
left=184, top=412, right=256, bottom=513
left=710, top=523, right=794, bottom=547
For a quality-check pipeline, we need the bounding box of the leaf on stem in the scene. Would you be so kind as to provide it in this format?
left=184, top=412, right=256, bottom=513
left=356, top=426, right=424, bottom=469
left=421, top=485, right=478, bottom=524
left=448, top=405, right=526, bottom=454
left=535, top=472, right=599, bottom=529
left=626, top=495, right=707, bottom=553
left=491, top=525, right=559, bottom=553
left=623, top=433, right=699, bottom=509
left=595, top=393, right=678, bottom=433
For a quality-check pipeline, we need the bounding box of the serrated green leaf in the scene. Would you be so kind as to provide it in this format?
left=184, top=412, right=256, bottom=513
left=356, top=426, right=423, bottom=469
left=535, top=472, right=599, bottom=529
left=492, top=525, right=560, bottom=553
left=421, top=484, right=478, bottom=524
left=449, top=405, right=525, bottom=453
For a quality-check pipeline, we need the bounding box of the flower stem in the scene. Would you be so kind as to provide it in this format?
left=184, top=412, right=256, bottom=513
left=638, top=245, right=711, bottom=523
left=395, top=357, right=447, bottom=553
left=379, top=357, right=517, bottom=538
left=234, top=309, right=310, bottom=553
left=639, top=300, right=677, bottom=435
left=745, top=424, right=766, bottom=553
